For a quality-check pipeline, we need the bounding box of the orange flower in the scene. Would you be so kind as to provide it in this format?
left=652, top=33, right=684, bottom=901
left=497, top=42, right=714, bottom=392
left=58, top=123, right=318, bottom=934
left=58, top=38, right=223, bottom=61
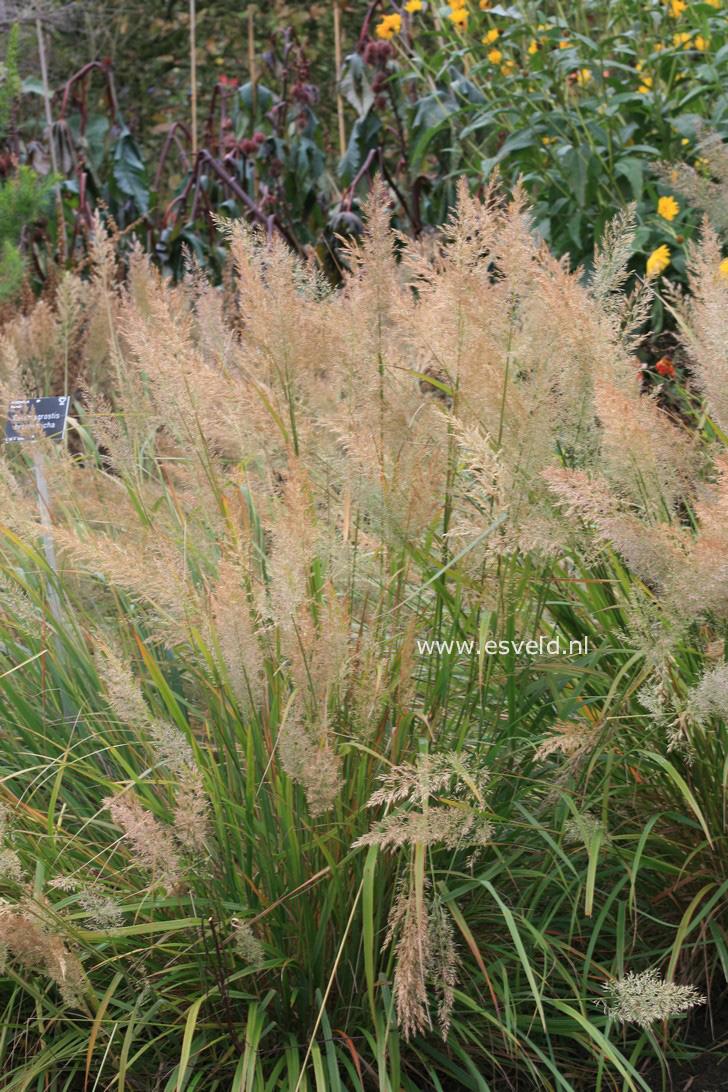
left=655, top=356, right=675, bottom=379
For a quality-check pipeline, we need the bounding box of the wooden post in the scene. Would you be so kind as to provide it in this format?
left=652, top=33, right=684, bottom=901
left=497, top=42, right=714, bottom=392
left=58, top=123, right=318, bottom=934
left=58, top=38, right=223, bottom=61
left=36, top=18, right=67, bottom=263
left=189, top=0, right=197, bottom=160
left=247, top=4, right=257, bottom=115
left=333, top=1, right=346, bottom=158
left=247, top=5, right=258, bottom=200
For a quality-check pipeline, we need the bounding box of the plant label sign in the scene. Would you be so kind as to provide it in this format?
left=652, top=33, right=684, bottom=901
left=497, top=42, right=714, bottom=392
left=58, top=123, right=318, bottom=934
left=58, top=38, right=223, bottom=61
left=3, top=397, right=70, bottom=444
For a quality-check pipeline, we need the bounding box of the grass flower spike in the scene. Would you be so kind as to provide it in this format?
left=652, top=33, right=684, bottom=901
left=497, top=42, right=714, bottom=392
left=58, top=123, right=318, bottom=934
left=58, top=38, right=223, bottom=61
left=600, top=970, right=705, bottom=1029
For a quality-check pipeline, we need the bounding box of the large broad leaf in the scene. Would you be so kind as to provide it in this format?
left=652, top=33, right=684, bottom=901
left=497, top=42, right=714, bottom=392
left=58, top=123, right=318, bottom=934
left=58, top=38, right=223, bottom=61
left=340, top=53, right=374, bottom=119
left=237, top=80, right=275, bottom=117
left=338, top=112, right=380, bottom=185
left=411, top=92, right=455, bottom=135
left=112, top=127, right=149, bottom=214
left=615, top=156, right=643, bottom=202
left=556, top=143, right=591, bottom=207
left=22, top=76, right=46, bottom=97
left=480, top=127, right=538, bottom=181
left=294, top=137, right=325, bottom=190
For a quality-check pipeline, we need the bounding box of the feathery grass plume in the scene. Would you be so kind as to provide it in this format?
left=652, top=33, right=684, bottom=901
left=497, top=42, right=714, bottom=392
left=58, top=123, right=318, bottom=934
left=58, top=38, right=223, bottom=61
left=435, top=182, right=657, bottom=563
left=173, top=771, right=210, bottom=854
left=81, top=384, right=140, bottom=483
left=231, top=919, right=265, bottom=967
left=429, top=894, right=459, bottom=1040
left=210, top=557, right=266, bottom=713
left=381, top=880, right=459, bottom=1041
left=120, top=267, right=245, bottom=461
left=594, top=379, right=697, bottom=518
left=534, top=719, right=599, bottom=762
left=323, top=179, right=451, bottom=541
left=103, top=791, right=181, bottom=892
left=97, top=642, right=152, bottom=728
left=53, top=525, right=199, bottom=637
left=397, top=616, right=417, bottom=713
left=687, top=660, right=728, bottom=723
left=599, top=969, right=705, bottom=1029
left=4, top=300, right=58, bottom=394
left=0, top=898, right=85, bottom=1007
left=0, top=568, right=40, bottom=634
left=98, top=645, right=209, bottom=851
left=589, top=204, right=653, bottom=354
left=666, top=456, right=728, bottom=621
left=53, top=272, right=86, bottom=393
left=99, top=645, right=196, bottom=775
left=674, top=221, right=728, bottom=436
left=282, top=584, right=351, bottom=715
left=0, top=455, right=44, bottom=541
left=0, top=849, right=23, bottom=883
left=563, top=811, right=609, bottom=847
left=182, top=248, right=237, bottom=373
left=355, top=753, right=492, bottom=852
left=626, top=587, right=682, bottom=668
left=264, top=453, right=318, bottom=624
left=278, top=708, right=342, bottom=817
left=77, top=887, right=124, bottom=931
left=0, top=336, right=21, bottom=401
left=543, top=468, right=686, bottom=588
left=384, top=880, right=433, bottom=1040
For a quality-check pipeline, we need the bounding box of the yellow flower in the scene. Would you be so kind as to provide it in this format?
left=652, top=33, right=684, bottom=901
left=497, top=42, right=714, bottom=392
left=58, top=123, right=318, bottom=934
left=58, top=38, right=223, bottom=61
left=501, top=59, right=516, bottom=75
left=673, top=31, right=691, bottom=47
left=559, top=39, right=570, bottom=49
left=695, top=36, right=709, bottom=51
left=483, top=28, right=499, bottom=44
left=375, top=13, right=402, bottom=38
left=449, top=6, right=468, bottom=28
left=487, top=47, right=502, bottom=63
left=405, top=0, right=423, bottom=10
left=705, top=0, right=719, bottom=6
left=528, top=39, right=539, bottom=54
left=542, top=135, right=554, bottom=145
left=479, top=0, right=491, bottom=8
left=681, top=137, right=689, bottom=146
left=576, top=68, right=592, bottom=87
left=638, top=75, right=653, bottom=93
left=719, top=258, right=728, bottom=279
left=646, top=245, right=671, bottom=277
left=666, top=0, right=686, bottom=14
left=695, top=157, right=710, bottom=171
left=657, top=195, right=679, bottom=221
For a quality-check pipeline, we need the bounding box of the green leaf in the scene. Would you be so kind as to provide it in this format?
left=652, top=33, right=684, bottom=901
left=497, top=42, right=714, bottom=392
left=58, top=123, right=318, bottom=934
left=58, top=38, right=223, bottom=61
left=616, top=157, right=643, bottom=202
left=111, top=127, right=149, bottom=213
left=340, top=54, right=375, bottom=119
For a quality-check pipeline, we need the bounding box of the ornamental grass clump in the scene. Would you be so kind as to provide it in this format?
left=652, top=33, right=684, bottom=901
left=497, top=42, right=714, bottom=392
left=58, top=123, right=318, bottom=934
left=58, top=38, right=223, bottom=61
left=0, top=179, right=726, bottom=1089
